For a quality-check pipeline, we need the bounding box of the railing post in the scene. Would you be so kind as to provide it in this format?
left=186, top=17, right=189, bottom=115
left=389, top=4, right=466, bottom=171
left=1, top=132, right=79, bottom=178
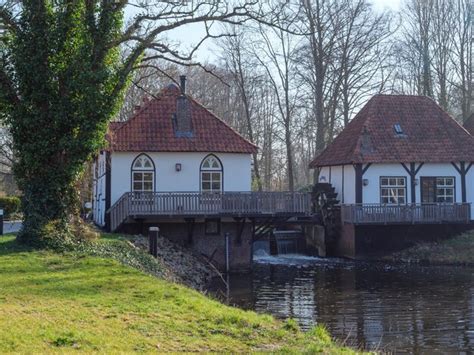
left=149, top=227, right=159, bottom=258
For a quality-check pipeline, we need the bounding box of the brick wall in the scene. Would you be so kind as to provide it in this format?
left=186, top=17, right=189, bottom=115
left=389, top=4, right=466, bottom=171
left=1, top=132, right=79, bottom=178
left=120, top=218, right=253, bottom=272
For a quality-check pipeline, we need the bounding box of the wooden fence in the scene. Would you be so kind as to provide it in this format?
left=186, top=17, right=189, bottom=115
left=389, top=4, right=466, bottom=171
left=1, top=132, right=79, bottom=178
left=109, top=191, right=312, bottom=231
left=341, top=203, right=471, bottom=225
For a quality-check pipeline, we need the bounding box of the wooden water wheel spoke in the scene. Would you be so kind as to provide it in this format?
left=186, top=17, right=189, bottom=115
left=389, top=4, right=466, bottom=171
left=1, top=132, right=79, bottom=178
left=312, top=183, right=340, bottom=239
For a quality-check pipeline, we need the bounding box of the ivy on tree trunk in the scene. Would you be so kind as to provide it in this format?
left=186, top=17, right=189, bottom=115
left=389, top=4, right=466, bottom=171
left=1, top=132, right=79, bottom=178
left=2, top=0, right=129, bottom=245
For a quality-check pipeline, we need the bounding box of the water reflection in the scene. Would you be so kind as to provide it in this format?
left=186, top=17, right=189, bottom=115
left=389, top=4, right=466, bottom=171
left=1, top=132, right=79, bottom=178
left=212, top=257, right=474, bottom=353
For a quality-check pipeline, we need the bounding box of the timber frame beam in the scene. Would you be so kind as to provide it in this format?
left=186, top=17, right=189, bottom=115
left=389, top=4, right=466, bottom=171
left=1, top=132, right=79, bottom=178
left=401, top=162, right=424, bottom=203
left=451, top=161, right=473, bottom=203
left=354, top=163, right=371, bottom=204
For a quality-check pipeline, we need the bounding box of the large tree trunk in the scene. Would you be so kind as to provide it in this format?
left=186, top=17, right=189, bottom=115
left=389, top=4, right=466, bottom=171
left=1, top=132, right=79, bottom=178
left=17, top=160, right=79, bottom=245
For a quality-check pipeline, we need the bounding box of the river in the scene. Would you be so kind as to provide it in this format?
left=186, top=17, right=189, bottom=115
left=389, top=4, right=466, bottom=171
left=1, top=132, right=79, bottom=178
left=211, top=253, right=474, bottom=353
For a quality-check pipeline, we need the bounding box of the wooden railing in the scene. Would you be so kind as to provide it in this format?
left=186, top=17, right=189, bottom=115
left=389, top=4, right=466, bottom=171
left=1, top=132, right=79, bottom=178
left=109, top=193, right=131, bottom=232
left=341, top=203, right=471, bottom=225
left=109, top=191, right=312, bottom=231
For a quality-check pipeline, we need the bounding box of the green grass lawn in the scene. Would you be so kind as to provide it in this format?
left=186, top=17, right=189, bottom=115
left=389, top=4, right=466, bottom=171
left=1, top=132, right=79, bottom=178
left=386, top=230, right=474, bottom=266
left=0, top=235, right=357, bottom=353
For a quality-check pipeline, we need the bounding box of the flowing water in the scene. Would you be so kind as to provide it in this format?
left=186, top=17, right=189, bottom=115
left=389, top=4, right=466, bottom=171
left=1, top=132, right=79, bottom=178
left=211, top=251, right=474, bottom=353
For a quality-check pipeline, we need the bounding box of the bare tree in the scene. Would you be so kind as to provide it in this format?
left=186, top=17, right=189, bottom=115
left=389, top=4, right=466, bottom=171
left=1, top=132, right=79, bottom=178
left=250, top=21, right=300, bottom=191
left=298, top=0, right=340, bottom=157
left=297, top=0, right=393, bottom=164
left=400, top=0, right=434, bottom=97
left=452, top=0, right=473, bottom=120
left=430, top=0, right=456, bottom=110
left=220, top=29, right=264, bottom=190
left=392, top=0, right=472, bottom=120
left=335, top=0, right=394, bottom=127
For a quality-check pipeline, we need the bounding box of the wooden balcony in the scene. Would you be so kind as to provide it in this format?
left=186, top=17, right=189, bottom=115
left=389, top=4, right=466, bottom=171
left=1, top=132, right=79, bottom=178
left=341, top=203, right=471, bottom=225
left=109, top=191, right=312, bottom=232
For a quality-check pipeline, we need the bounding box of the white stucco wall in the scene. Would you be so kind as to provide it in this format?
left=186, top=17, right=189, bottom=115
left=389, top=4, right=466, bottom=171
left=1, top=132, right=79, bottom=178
left=467, top=167, right=474, bottom=217
left=329, top=166, right=343, bottom=197
left=92, top=151, right=107, bottom=226
left=110, top=152, right=252, bottom=205
left=343, top=165, right=356, bottom=204
left=318, top=167, right=330, bottom=184
left=362, top=163, right=412, bottom=204
left=318, top=165, right=355, bottom=204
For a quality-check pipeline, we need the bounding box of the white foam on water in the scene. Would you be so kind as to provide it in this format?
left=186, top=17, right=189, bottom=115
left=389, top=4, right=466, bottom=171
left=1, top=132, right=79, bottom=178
left=253, top=249, right=345, bottom=266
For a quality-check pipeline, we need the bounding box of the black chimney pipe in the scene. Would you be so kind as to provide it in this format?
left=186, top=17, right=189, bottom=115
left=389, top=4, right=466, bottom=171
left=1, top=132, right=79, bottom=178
left=179, top=75, right=186, bottom=95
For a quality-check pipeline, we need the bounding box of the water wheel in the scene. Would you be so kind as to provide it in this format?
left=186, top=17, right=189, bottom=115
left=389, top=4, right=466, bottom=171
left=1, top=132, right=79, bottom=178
left=312, top=183, right=340, bottom=238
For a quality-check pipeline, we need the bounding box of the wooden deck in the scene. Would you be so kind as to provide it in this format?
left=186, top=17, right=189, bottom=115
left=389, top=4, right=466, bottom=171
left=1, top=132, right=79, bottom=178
left=108, top=191, right=312, bottom=231
left=341, top=203, right=471, bottom=225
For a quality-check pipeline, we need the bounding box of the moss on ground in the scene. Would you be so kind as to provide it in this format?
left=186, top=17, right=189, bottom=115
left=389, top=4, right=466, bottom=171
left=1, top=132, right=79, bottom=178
left=0, top=235, right=359, bottom=353
left=386, top=230, right=474, bottom=266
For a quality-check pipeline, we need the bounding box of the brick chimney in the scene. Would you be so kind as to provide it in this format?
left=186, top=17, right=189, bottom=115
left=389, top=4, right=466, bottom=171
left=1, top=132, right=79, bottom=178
left=180, top=75, right=186, bottom=95
left=174, top=75, right=193, bottom=137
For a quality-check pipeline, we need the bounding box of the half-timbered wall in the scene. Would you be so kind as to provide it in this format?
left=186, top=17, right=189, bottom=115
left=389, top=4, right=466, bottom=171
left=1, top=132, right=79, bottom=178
left=318, top=162, right=474, bottom=219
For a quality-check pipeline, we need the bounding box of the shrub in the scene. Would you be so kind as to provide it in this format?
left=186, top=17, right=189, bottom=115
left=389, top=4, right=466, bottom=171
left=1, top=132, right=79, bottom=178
left=0, top=196, right=21, bottom=219
left=73, top=238, right=167, bottom=279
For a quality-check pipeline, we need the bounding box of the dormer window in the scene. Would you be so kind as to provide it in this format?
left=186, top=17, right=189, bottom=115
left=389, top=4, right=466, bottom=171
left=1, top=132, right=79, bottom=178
left=394, top=123, right=403, bottom=135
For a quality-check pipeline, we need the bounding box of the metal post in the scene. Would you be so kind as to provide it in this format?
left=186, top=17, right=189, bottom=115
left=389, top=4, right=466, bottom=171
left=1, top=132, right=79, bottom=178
left=225, top=232, right=230, bottom=273
left=0, top=209, right=3, bottom=235
left=149, top=226, right=159, bottom=257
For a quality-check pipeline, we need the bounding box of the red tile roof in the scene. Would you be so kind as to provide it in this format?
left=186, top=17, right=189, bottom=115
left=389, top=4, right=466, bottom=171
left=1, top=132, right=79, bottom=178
left=108, top=84, right=257, bottom=154
left=310, top=95, right=474, bottom=167
left=463, top=113, right=474, bottom=136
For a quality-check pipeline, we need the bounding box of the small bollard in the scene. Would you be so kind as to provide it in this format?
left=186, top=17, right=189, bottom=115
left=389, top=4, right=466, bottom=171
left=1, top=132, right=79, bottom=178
left=149, top=227, right=159, bottom=257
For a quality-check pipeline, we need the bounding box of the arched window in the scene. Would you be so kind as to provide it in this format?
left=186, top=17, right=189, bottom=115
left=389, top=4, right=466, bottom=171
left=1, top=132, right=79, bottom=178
left=131, top=154, right=155, bottom=192
left=200, top=155, right=222, bottom=193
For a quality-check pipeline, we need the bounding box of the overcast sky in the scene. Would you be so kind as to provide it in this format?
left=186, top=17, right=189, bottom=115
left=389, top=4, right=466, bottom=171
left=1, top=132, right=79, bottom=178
left=373, top=0, right=400, bottom=11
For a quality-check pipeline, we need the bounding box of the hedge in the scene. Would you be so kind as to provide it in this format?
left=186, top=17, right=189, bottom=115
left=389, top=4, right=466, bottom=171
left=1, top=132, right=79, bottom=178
left=0, top=196, right=21, bottom=219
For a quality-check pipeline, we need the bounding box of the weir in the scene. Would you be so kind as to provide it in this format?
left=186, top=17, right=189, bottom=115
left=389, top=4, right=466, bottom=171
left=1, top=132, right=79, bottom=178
left=253, top=229, right=307, bottom=257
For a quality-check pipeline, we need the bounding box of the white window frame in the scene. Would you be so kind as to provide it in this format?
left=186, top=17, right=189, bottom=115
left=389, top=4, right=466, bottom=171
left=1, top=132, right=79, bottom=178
left=131, top=154, right=155, bottom=192
left=380, top=176, right=407, bottom=205
left=435, top=177, right=455, bottom=203
left=200, top=155, right=223, bottom=193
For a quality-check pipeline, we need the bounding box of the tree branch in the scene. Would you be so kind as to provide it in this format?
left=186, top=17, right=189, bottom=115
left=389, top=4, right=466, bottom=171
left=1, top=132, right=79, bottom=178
left=0, top=5, right=19, bottom=33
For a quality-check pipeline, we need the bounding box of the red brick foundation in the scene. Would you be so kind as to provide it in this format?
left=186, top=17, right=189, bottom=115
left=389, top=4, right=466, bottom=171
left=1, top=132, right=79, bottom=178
left=119, top=218, right=253, bottom=272
left=336, top=223, right=357, bottom=258
left=334, top=222, right=473, bottom=259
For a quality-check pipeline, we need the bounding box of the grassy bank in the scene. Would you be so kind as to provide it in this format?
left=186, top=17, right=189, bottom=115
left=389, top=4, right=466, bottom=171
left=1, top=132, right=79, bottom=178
left=386, top=230, right=474, bottom=266
left=0, top=235, right=356, bottom=353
